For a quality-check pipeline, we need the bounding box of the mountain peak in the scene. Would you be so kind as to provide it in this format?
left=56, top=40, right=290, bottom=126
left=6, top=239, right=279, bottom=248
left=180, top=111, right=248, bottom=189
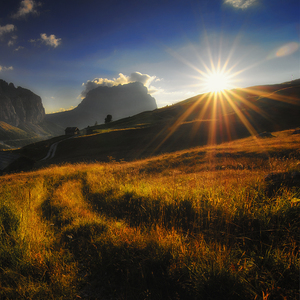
left=46, top=82, right=157, bottom=129
left=0, top=79, right=45, bottom=127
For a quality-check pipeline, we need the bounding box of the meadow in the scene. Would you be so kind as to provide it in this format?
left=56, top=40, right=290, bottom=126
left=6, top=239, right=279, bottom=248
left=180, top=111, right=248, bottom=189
left=0, top=129, right=299, bottom=299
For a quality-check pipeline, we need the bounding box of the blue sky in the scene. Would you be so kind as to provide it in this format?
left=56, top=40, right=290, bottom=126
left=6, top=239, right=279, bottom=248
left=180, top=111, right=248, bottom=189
left=0, top=0, right=299, bottom=113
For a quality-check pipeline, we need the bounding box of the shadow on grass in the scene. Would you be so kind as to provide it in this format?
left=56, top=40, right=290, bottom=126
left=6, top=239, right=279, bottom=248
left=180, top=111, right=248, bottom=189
left=0, top=205, right=22, bottom=270
left=34, top=173, right=299, bottom=299
left=67, top=235, right=185, bottom=299
left=83, top=180, right=300, bottom=252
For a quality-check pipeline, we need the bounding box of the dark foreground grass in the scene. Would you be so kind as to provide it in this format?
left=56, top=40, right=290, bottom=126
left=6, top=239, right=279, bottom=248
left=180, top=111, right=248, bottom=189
left=0, top=133, right=299, bottom=299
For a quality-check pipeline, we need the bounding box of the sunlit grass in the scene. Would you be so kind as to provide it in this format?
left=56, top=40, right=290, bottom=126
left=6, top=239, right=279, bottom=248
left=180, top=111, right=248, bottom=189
left=0, top=130, right=299, bottom=299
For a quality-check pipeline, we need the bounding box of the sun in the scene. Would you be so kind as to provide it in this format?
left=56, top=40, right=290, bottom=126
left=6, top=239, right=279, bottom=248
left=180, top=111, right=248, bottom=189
left=205, top=71, right=231, bottom=93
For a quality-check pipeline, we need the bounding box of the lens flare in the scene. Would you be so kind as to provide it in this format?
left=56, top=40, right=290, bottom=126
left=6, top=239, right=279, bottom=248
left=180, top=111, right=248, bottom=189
left=276, top=42, right=299, bottom=57
left=267, top=42, right=299, bottom=60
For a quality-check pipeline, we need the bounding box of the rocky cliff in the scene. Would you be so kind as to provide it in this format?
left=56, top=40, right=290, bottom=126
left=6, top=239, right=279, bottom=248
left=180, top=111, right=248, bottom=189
left=46, top=82, right=157, bottom=129
left=0, top=79, right=63, bottom=148
left=0, top=79, right=45, bottom=127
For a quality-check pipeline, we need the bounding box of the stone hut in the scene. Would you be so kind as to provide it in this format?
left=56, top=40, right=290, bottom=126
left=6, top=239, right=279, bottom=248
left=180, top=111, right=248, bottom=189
left=65, top=127, right=80, bottom=136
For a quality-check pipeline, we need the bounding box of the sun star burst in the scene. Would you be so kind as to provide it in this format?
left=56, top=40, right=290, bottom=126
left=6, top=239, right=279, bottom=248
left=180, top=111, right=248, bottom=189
left=205, top=71, right=231, bottom=93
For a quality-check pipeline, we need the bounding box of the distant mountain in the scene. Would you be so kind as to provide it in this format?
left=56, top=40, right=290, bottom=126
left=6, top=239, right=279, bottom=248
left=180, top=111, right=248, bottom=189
left=45, top=82, right=157, bottom=130
left=0, top=79, right=62, bottom=148
left=0, top=79, right=45, bottom=126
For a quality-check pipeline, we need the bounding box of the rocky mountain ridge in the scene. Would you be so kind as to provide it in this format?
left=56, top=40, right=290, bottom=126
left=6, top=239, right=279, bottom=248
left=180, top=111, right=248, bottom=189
left=0, top=79, right=62, bottom=149
left=45, top=81, right=157, bottom=130
left=0, top=79, right=45, bottom=126
left=0, top=79, right=158, bottom=147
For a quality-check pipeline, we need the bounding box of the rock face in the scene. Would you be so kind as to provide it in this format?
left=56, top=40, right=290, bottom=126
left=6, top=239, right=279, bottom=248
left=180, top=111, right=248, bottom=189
left=77, top=82, right=157, bottom=120
left=45, top=82, right=157, bottom=129
left=0, top=79, right=45, bottom=126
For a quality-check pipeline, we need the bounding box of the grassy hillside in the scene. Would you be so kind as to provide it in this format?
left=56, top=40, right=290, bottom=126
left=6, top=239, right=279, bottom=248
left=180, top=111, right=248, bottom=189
left=0, top=130, right=299, bottom=299
left=0, top=120, right=61, bottom=149
left=0, top=118, right=64, bottom=149
left=13, top=79, right=299, bottom=166
left=0, top=121, right=29, bottom=140
left=22, top=83, right=298, bottom=168
left=0, top=121, right=33, bottom=149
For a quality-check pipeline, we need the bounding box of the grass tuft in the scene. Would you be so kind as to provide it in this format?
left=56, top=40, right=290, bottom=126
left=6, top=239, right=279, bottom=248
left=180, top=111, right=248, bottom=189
left=0, top=130, right=299, bottom=299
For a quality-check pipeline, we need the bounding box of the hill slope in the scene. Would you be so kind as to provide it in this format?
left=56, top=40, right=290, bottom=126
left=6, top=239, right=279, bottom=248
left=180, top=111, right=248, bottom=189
left=19, top=79, right=300, bottom=167
left=0, top=121, right=30, bottom=149
left=0, top=129, right=299, bottom=299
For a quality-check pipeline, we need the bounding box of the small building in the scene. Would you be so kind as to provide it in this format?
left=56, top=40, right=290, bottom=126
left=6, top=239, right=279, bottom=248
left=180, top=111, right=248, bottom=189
left=0, top=152, right=35, bottom=175
left=65, top=127, right=80, bottom=136
left=80, top=126, right=94, bottom=136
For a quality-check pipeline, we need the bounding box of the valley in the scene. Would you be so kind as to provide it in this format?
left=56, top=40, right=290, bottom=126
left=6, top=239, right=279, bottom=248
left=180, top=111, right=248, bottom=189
left=13, top=79, right=300, bottom=170
left=0, top=79, right=299, bottom=299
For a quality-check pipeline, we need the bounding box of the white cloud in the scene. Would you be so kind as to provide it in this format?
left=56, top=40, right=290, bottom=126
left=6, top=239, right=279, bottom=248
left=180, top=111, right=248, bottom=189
left=30, top=33, right=62, bottom=48
left=40, top=33, right=62, bottom=48
left=0, top=65, right=14, bottom=72
left=129, top=72, right=157, bottom=87
left=81, top=72, right=159, bottom=98
left=14, top=46, right=24, bottom=51
left=0, top=24, right=15, bottom=37
left=8, top=35, right=18, bottom=46
left=57, top=106, right=74, bottom=113
left=12, top=0, right=39, bottom=18
left=224, top=0, right=256, bottom=9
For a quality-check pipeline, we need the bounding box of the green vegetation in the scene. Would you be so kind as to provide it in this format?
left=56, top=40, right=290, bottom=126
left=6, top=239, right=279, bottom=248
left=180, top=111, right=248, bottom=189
left=0, top=121, right=30, bottom=140
left=0, top=121, right=58, bottom=149
left=0, top=130, right=299, bottom=299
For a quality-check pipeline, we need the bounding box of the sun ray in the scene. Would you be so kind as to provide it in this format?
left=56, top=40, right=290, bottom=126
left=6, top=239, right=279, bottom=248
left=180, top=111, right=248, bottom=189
left=145, top=30, right=300, bottom=156
left=153, top=93, right=210, bottom=152
left=208, top=93, right=219, bottom=145
left=189, top=92, right=215, bottom=139
left=226, top=89, right=271, bottom=121
left=222, top=91, right=258, bottom=136
left=218, top=93, right=233, bottom=141
left=165, top=46, right=208, bottom=77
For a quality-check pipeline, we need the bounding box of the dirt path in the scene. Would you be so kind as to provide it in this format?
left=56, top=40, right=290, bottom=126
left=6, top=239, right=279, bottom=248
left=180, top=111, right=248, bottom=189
left=40, top=136, right=74, bottom=161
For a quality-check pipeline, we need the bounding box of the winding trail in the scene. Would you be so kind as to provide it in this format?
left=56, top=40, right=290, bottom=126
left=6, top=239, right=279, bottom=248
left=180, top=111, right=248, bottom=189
left=40, top=141, right=60, bottom=160
left=40, top=136, right=74, bottom=161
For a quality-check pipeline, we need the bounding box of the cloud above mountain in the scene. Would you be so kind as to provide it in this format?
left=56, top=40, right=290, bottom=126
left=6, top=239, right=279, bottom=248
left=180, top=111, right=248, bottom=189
left=12, top=0, right=39, bottom=18
left=0, top=65, right=13, bottom=72
left=81, top=72, right=159, bottom=98
left=40, top=33, right=62, bottom=47
left=30, top=33, right=62, bottom=48
left=0, top=24, right=15, bottom=37
left=224, top=0, right=256, bottom=9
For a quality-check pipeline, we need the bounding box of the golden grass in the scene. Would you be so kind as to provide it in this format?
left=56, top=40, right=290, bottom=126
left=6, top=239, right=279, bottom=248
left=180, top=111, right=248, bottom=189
left=0, top=129, right=299, bottom=299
